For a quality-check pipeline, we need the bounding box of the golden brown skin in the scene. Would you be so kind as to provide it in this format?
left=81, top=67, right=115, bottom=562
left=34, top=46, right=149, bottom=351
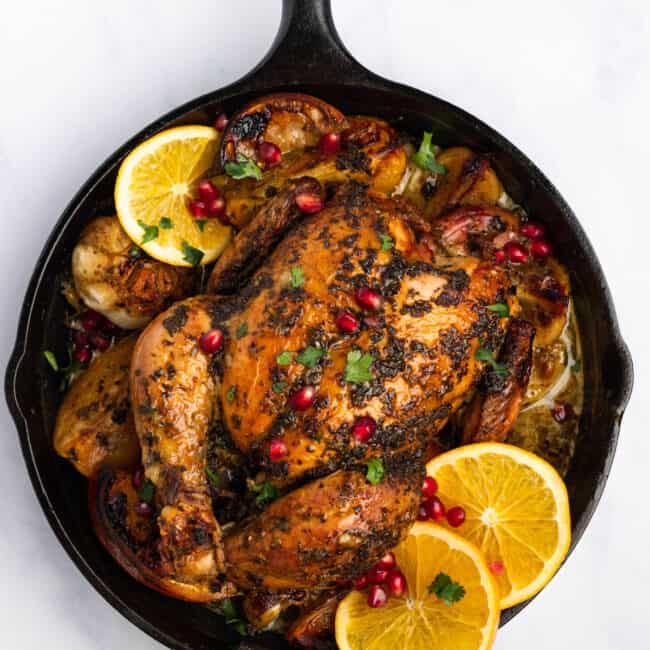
left=53, top=336, right=140, bottom=476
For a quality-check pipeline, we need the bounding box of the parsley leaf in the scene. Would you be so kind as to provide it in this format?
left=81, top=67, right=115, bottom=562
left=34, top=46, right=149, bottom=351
left=297, top=346, right=326, bottom=369
left=344, top=350, right=374, bottom=383
left=138, top=479, right=155, bottom=503
left=276, top=351, right=293, bottom=366
left=224, top=156, right=262, bottom=181
left=206, top=467, right=221, bottom=487
left=412, top=132, right=447, bottom=174
left=195, top=219, right=207, bottom=232
left=44, top=346, right=82, bottom=391
left=137, top=219, right=159, bottom=244
left=289, top=267, right=304, bottom=289
left=380, top=233, right=394, bottom=252
left=272, top=381, right=287, bottom=394
left=428, top=572, right=466, bottom=606
left=128, top=244, right=143, bottom=258
left=226, top=385, right=236, bottom=402
left=251, top=482, right=278, bottom=506
left=486, top=302, right=510, bottom=318
left=219, top=598, right=248, bottom=636
left=365, top=458, right=384, bottom=485
left=43, top=350, right=59, bottom=372
left=181, top=240, right=204, bottom=266
left=475, top=347, right=508, bottom=376
left=236, top=322, right=248, bottom=339
left=159, top=216, right=173, bottom=229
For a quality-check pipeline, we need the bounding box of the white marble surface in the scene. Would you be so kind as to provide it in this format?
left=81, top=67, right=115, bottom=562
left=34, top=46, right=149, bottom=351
left=0, top=1, right=648, bottom=648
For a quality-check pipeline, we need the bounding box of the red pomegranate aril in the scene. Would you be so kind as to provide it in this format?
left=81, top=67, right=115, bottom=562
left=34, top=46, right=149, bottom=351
left=367, top=566, right=389, bottom=585
left=189, top=199, right=208, bottom=218
left=97, top=315, right=120, bottom=334
left=446, top=506, right=466, bottom=528
left=425, top=496, right=446, bottom=522
left=74, top=346, right=91, bottom=365
left=530, top=239, right=553, bottom=259
left=206, top=196, right=226, bottom=220
left=354, top=286, right=382, bottom=311
left=504, top=241, right=529, bottom=264
left=197, top=179, right=219, bottom=203
left=132, top=468, right=144, bottom=491
left=79, top=309, right=101, bottom=331
left=386, top=569, right=407, bottom=597
left=335, top=310, right=359, bottom=333
left=89, top=333, right=110, bottom=352
left=258, top=141, right=281, bottom=166
left=551, top=402, right=572, bottom=423
left=493, top=249, right=506, bottom=265
left=199, top=329, right=224, bottom=354
left=354, top=574, right=368, bottom=590
left=367, top=584, right=387, bottom=608
left=488, top=560, right=505, bottom=576
left=376, top=551, right=396, bottom=571
left=295, top=192, right=324, bottom=214
left=214, top=113, right=228, bottom=131
left=521, top=221, right=545, bottom=240
left=289, top=385, right=316, bottom=411
left=135, top=501, right=154, bottom=517
left=417, top=503, right=429, bottom=521
left=422, top=476, right=438, bottom=499
left=352, top=416, right=376, bottom=443
left=319, top=131, right=341, bottom=154
left=269, top=438, right=288, bottom=462
left=72, top=330, right=88, bottom=348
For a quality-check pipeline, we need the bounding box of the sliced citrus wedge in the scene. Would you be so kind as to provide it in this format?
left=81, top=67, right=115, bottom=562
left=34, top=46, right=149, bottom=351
left=335, top=522, right=499, bottom=650
left=115, top=125, right=231, bottom=266
left=426, top=443, right=571, bottom=608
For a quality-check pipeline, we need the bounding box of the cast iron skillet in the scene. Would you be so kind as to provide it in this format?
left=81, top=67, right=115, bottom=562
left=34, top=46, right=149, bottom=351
left=4, top=1, right=634, bottom=648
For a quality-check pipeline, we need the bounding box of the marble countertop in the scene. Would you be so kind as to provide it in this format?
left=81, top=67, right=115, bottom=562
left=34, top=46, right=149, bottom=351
left=1, top=1, right=647, bottom=648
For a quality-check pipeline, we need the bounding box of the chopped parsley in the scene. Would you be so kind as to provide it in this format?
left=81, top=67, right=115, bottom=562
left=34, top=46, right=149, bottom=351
left=428, top=573, right=466, bottom=606
left=475, top=347, right=508, bottom=376
left=219, top=598, right=248, bottom=636
left=224, top=156, right=262, bottom=181
left=159, top=216, right=173, bottom=229
left=251, top=482, right=278, bottom=506
left=412, top=131, right=447, bottom=174
left=486, top=302, right=510, bottom=318
left=138, top=479, right=155, bottom=503
left=206, top=467, right=221, bottom=487
left=226, top=385, right=236, bottom=402
left=276, top=351, right=293, bottom=366
left=379, top=233, right=394, bottom=251
left=195, top=219, right=207, bottom=232
left=289, top=267, right=305, bottom=289
left=137, top=219, right=159, bottom=244
left=272, top=381, right=287, bottom=394
left=128, top=245, right=143, bottom=258
left=344, top=350, right=374, bottom=383
left=181, top=240, right=204, bottom=266
left=236, top=322, right=248, bottom=339
left=296, top=346, right=326, bottom=368
left=43, top=347, right=82, bottom=391
left=43, top=350, right=58, bottom=372
left=365, top=458, right=384, bottom=485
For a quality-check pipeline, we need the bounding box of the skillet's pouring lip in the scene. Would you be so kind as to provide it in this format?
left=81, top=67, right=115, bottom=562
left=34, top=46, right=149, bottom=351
left=4, top=0, right=634, bottom=647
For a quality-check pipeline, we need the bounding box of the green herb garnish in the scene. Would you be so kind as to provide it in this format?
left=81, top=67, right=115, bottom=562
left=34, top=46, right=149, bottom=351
left=272, top=381, right=287, bottom=394
left=379, top=233, right=394, bottom=252
left=486, top=302, right=510, bottom=318
left=428, top=572, right=466, bottom=606
left=137, top=219, right=159, bottom=244
left=344, top=350, right=374, bottom=383
left=236, top=322, right=248, bottom=339
left=226, top=386, right=236, bottom=402
left=128, top=245, right=143, bottom=258
left=159, top=216, right=173, bottom=229
left=206, top=467, right=221, bottom=487
left=43, top=350, right=59, bottom=372
left=412, top=131, right=447, bottom=174
left=475, top=347, right=508, bottom=376
left=251, top=482, right=278, bottom=506
left=365, top=458, right=384, bottom=485
left=139, top=479, right=155, bottom=503
left=571, top=359, right=582, bottom=373
left=219, top=598, right=248, bottom=636
left=224, top=156, right=263, bottom=181
left=195, top=219, right=207, bottom=232
left=289, top=267, right=305, bottom=289
left=296, top=346, right=326, bottom=369
left=43, top=347, right=82, bottom=391
left=276, top=351, right=293, bottom=366
left=181, top=240, right=204, bottom=266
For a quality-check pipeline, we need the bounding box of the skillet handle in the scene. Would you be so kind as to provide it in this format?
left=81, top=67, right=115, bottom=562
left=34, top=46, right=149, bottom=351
left=251, top=0, right=371, bottom=85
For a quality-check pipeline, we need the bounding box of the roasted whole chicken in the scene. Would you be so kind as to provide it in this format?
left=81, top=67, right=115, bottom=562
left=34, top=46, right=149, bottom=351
left=50, top=93, right=581, bottom=644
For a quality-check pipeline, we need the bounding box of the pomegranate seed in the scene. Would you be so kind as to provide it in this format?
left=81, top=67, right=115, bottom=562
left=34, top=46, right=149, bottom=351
left=269, top=438, right=288, bottom=462
left=135, top=501, right=154, bottom=517
left=72, top=330, right=88, bottom=348
left=206, top=196, right=226, bottom=220
left=376, top=552, right=396, bottom=570
left=79, top=309, right=101, bottom=331
left=386, top=569, right=407, bottom=597
left=417, top=503, right=429, bottom=521
left=493, top=249, right=506, bottom=265
left=422, top=476, right=438, bottom=499
left=197, top=180, right=219, bottom=203
left=354, top=286, right=382, bottom=311
left=363, top=314, right=381, bottom=328
left=97, top=315, right=120, bottom=334
left=295, top=192, right=324, bottom=214
left=73, top=346, right=91, bottom=365
left=335, top=310, right=359, bottom=333
left=132, top=468, right=144, bottom=491
left=504, top=241, right=529, bottom=264
left=354, top=574, right=368, bottom=590
left=367, top=584, right=387, bottom=608
left=319, top=132, right=341, bottom=154
left=446, top=506, right=466, bottom=527
left=367, top=566, right=389, bottom=585
left=488, top=560, right=505, bottom=576
left=521, top=221, right=545, bottom=239
left=89, top=333, right=110, bottom=352
left=214, top=113, right=228, bottom=131
left=289, top=385, right=316, bottom=411
left=189, top=199, right=207, bottom=218
left=530, top=239, right=553, bottom=259
left=199, top=329, right=224, bottom=354
left=551, top=402, right=572, bottom=423
left=425, top=496, right=446, bottom=522
left=258, top=141, right=281, bottom=167
left=352, top=416, right=376, bottom=443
